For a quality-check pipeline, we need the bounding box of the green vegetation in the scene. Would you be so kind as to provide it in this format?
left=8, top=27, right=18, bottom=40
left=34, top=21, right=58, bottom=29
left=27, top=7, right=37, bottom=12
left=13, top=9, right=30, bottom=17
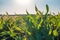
left=0, top=5, right=60, bottom=40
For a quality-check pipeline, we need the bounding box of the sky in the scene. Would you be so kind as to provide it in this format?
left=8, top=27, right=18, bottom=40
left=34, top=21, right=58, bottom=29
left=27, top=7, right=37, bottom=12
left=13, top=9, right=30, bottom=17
left=0, top=0, right=60, bottom=15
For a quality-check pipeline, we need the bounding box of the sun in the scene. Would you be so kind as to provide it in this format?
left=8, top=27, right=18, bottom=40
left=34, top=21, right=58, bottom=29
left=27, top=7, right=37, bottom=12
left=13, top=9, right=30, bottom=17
left=14, top=0, right=33, bottom=6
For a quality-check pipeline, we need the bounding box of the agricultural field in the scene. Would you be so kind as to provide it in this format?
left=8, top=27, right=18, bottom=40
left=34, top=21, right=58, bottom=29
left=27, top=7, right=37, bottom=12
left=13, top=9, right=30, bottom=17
left=0, top=5, right=60, bottom=40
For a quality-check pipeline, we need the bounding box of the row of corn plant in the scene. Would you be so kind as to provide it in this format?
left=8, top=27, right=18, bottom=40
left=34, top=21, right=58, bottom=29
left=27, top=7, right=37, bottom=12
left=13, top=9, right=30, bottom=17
left=0, top=4, right=60, bottom=40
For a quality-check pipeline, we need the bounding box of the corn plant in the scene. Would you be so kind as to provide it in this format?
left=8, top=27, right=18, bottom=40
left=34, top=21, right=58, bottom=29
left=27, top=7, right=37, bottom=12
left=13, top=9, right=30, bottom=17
left=0, top=4, right=60, bottom=40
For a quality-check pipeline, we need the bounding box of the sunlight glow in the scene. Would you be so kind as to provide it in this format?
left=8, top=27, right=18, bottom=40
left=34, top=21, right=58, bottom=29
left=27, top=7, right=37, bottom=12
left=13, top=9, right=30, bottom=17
left=14, top=0, right=33, bottom=6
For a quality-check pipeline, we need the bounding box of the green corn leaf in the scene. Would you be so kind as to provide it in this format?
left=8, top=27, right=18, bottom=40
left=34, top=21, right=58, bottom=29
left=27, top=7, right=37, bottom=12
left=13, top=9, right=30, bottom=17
left=35, top=5, right=38, bottom=12
left=46, top=4, right=49, bottom=13
left=38, top=18, right=43, bottom=29
left=53, top=30, right=58, bottom=37
left=26, top=10, right=30, bottom=15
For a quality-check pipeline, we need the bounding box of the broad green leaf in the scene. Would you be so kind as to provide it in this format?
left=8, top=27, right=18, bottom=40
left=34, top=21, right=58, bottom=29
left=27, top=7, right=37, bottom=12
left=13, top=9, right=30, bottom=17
left=53, top=30, right=58, bottom=36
